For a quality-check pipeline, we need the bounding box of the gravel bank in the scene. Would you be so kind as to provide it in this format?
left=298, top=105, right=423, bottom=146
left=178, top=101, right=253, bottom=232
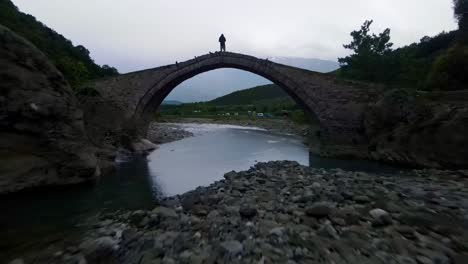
left=15, top=161, right=468, bottom=263
left=147, top=122, right=194, bottom=144
left=160, top=117, right=315, bottom=136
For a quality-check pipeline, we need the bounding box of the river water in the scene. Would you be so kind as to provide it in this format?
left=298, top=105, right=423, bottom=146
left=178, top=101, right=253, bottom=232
left=0, top=123, right=402, bottom=259
left=147, top=123, right=309, bottom=195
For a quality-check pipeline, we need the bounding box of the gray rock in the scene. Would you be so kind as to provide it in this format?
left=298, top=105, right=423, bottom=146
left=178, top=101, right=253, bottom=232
left=224, top=171, right=237, bottom=181
left=153, top=206, right=178, bottom=219
left=8, top=259, right=25, bottom=264
left=453, top=254, right=468, bottom=264
left=269, top=227, right=286, bottom=237
left=79, top=236, right=118, bottom=263
left=395, top=225, right=416, bottom=239
left=305, top=202, right=333, bottom=218
left=369, top=208, right=392, bottom=227
left=317, top=222, right=339, bottom=239
left=220, top=240, right=243, bottom=255
left=353, top=195, right=371, bottom=204
left=239, top=206, right=258, bottom=219
left=129, top=210, right=147, bottom=225
left=416, top=256, right=433, bottom=264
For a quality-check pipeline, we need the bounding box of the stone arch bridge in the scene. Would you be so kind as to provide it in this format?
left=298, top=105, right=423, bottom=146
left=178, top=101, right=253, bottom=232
left=85, top=52, right=381, bottom=158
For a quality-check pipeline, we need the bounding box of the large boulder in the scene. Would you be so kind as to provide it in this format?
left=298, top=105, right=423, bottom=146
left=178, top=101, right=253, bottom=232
left=364, top=89, right=468, bottom=168
left=0, top=25, right=99, bottom=193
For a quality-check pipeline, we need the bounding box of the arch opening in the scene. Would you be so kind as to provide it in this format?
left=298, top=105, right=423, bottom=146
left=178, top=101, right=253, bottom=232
left=134, top=62, right=324, bottom=153
left=138, top=63, right=321, bottom=128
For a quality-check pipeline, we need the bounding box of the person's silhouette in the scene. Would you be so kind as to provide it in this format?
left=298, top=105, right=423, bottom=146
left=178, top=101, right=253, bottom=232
left=219, top=34, right=226, bottom=52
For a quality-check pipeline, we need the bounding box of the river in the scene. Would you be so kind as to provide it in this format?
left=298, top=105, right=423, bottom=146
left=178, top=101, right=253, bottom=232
left=0, top=123, right=402, bottom=260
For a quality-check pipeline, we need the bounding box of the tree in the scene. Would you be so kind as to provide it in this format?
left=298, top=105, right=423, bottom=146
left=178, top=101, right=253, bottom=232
left=426, top=44, right=468, bottom=91
left=101, top=65, right=119, bottom=76
left=338, top=20, right=394, bottom=82
left=454, top=0, right=468, bottom=32
left=76, top=45, right=90, bottom=57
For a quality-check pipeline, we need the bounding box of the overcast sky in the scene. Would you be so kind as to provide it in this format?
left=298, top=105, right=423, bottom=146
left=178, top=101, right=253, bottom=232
left=13, top=0, right=457, bottom=73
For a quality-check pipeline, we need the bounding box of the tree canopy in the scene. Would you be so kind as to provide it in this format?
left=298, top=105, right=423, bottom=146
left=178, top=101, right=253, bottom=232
left=0, top=0, right=119, bottom=87
left=338, top=20, right=394, bottom=83
left=454, top=0, right=468, bottom=32
left=337, top=19, right=465, bottom=91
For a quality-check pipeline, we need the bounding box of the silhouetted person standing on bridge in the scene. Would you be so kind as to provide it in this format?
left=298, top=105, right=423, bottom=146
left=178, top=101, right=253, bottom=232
left=219, top=34, right=226, bottom=52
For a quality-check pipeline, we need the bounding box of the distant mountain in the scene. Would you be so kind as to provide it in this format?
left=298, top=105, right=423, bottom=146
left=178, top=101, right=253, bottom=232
left=166, top=57, right=339, bottom=103
left=162, top=100, right=183, bottom=105
left=208, top=84, right=289, bottom=106
left=269, top=57, right=340, bottom=73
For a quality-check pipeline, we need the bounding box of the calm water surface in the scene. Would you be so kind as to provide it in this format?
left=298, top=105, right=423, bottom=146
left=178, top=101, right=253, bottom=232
left=148, top=123, right=309, bottom=195
left=0, top=123, right=403, bottom=259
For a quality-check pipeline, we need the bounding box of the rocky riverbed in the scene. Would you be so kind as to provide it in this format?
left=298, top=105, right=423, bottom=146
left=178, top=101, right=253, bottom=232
left=12, top=161, right=468, bottom=263
left=157, top=117, right=314, bottom=137
left=147, top=122, right=194, bottom=144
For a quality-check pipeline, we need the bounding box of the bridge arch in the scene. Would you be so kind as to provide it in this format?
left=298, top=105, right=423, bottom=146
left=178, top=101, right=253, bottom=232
left=88, top=52, right=380, bottom=158
left=135, top=52, right=318, bottom=126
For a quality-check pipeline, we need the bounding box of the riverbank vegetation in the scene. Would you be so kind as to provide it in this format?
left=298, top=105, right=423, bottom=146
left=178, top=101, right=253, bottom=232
left=337, top=0, right=467, bottom=91
left=159, top=84, right=308, bottom=124
left=0, top=0, right=119, bottom=87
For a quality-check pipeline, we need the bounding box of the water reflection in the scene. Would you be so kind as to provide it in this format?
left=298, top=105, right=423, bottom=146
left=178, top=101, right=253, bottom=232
left=0, top=123, right=406, bottom=260
left=0, top=156, right=157, bottom=260
left=147, top=125, right=309, bottom=195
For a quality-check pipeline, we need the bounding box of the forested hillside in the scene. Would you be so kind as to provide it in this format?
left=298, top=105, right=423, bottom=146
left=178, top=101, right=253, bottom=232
left=0, top=0, right=118, bottom=87
left=337, top=0, right=467, bottom=91
left=209, top=84, right=288, bottom=105
left=160, top=84, right=304, bottom=121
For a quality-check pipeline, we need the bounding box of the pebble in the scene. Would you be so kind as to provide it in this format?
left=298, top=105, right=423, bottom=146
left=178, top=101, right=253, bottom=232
left=369, top=208, right=392, bottom=226
left=220, top=240, right=243, bottom=255
left=305, top=202, right=333, bottom=218
left=354, top=195, right=371, bottom=204
left=239, top=206, right=258, bottom=219
left=15, top=161, right=468, bottom=264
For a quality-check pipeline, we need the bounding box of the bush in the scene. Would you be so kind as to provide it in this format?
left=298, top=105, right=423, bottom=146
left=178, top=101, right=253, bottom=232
left=291, top=110, right=306, bottom=124
left=426, top=44, right=468, bottom=91
left=75, top=86, right=101, bottom=97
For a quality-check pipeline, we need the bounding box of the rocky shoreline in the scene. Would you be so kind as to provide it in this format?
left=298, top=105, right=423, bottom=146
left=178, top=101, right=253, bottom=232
left=157, top=117, right=314, bottom=137
left=147, top=122, right=195, bottom=144
left=12, top=161, right=468, bottom=263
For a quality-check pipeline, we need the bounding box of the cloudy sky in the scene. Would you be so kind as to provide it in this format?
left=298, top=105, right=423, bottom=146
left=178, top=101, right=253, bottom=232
left=12, top=0, right=458, bottom=101
left=12, top=0, right=457, bottom=72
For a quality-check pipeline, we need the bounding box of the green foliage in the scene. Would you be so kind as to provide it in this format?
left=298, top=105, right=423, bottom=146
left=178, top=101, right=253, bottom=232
left=426, top=44, right=468, bottom=90
left=338, top=19, right=465, bottom=91
left=159, top=84, right=306, bottom=124
left=338, top=20, right=393, bottom=82
left=291, top=110, right=306, bottom=124
left=0, top=0, right=119, bottom=87
left=454, top=0, right=468, bottom=31
left=75, top=86, right=101, bottom=97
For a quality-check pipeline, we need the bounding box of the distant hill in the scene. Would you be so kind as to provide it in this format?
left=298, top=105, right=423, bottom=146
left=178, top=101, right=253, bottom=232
left=208, top=84, right=290, bottom=106
left=0, top=0, right=118, bottom=87
left=162, top=100, right=183, bottom=105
